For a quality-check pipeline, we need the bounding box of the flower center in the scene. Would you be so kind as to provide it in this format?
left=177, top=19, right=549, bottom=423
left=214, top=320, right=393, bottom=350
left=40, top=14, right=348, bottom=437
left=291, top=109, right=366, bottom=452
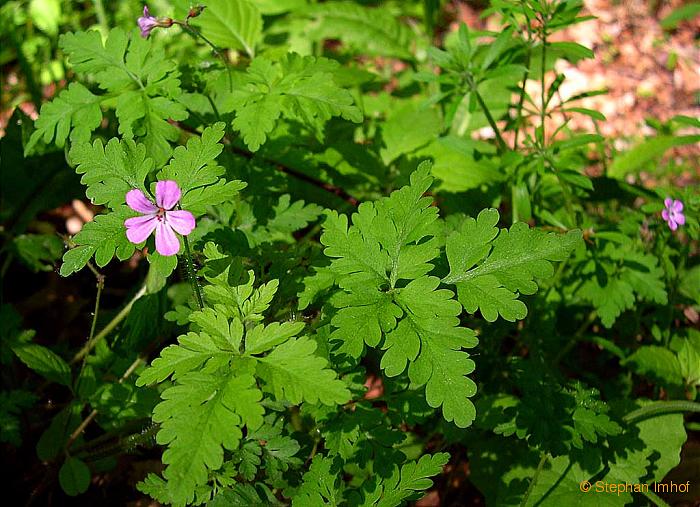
left=156, top=208, right=166, bottom=222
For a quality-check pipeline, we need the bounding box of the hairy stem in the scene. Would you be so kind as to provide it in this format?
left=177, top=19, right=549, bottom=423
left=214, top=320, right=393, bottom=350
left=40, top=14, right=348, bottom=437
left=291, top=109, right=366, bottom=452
left=520, top=452, right=549, bottom=507
left=623, top=401, right=700, bottom=424
left=181, top=234, right=205, bottom=310
left=70, top=284, right=147, bottom=364
left=77, top=269, right=105, bottom=379
left=176, top=21, right=233, bottom=92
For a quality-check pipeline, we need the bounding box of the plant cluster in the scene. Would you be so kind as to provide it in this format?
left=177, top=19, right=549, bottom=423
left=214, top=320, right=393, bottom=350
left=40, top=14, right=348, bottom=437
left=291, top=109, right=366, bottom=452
left=1, top=0, right=698, bottom=505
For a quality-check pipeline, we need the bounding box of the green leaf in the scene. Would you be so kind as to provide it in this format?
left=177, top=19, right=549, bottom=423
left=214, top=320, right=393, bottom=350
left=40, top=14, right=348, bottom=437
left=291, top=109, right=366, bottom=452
left=36, top=403, right=82, bottom=460
left=578, top=242, right=667, bottom=328
left=609, top=135, right=700, bottom=179
left=624, top=346, right=683, bottom=389
left=256, top=336, right=350, bottom=405
left=59, top=457, right=91, bottom=496
left=660, top=2, right=700, bottom=30
left=380, top=105, right=443, bottom=165
left=360, top=453, right=449, bottom=506
left=69, top=137, right=152, bottom=210
left=264, top=194, right=324, bottom=238
left=12, top=343, right=71, bottom=387
left=56, top=28, right=187, bottom=164
left=152, top=363, right=264, bottom=505
left=136, top=331, right=234, bottom=386
left=303, top=2, right=414, bottom=59
left=321, top=162, right=480, bottom=426
left=224, top=53, right=362, bottom=151
left=245, top=321, right=306, bottom=355
left=60, top=207, right=136, bottom=276
left=12, top=234, right=63, bottom=272
left=397, top=276, right=478, bottom=428
left=291, top=456, right=343, bottom=506
left=445, top=209, right=582, bottom=321
left=146, top=253, right=178, bottom=293
left=678, top=339, right=700, bottom=386
left=193, top=0, right=262, bottom=57
left=157, top=123, right=246, bottom=213
left=25, top=83, right=102, bottom=153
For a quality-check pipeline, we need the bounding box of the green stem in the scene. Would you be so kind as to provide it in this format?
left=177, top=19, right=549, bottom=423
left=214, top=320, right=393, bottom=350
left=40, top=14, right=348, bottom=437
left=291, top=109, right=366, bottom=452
left=513, top=4, right=533, bottom=149
left=520, top=452, right=549, bottom=507
left=539, top=30, right=547, bottom=145
left=176, top=21, right=233, bottom=92
left=70, top=284, right=147, bottom=364
left=545, top=154, right=577, bottom=226
left=640, top=488, right=672, bottom=507
left=472, top=85, right=508, bottom=153
left=77, top=270, right=105, bottom=378
left=92, top=0, right=108, bottom=32
left=181, top=234, right=204, bottom=310
left=8, top=28, right=42, bottom=110
left=623, top=401, right=700, bottom=424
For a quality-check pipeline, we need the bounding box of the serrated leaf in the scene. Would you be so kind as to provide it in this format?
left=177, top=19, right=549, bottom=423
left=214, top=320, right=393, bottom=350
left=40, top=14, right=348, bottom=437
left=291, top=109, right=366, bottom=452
left=69, top=137, right=152, bottom=210
left=304, top=2, right=414, bottom=59
left=193, top=0, right=262, bottom=57
left=445, top=210, right=581, bottom=321
left=51, top=28, right=187, bottom=164
left=256, top=337, right=350, bottom=405
left=624, top=346, right=683, bottom=389
left=245, top=321, right=306, bottom=355
left=578, top=242, right=667, bottom=328
left=157, top=123, right=246, bottom=214
left=25, top=83, right=102, bottom=153
left=361, top=453, right=449, bottom=506
left=291, top=456, right=343, bottom=507
left=136, top=332, right=233, bottom=386
left=224, top=53, right=362, bottom=151
left=12, top=343, right=71, bottom=387
left=152, top=365, right=263, bottom=506
left=60, top=207, right=136, bottom=276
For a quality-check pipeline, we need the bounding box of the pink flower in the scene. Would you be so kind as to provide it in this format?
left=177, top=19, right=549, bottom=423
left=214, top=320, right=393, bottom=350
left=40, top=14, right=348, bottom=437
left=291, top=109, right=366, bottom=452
left=125, top=181, right=195, bottom=256
left=137, top=6, right=159, bottom=38
left=662, top=198, right=685, bottom=231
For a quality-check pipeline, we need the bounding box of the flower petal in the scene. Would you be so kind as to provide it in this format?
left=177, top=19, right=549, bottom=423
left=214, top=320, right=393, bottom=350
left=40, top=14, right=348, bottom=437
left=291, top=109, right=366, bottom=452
left=155, top=180, right=181, bottom=210
left=165, top=210, right=196, bottom=235
left=675, top=213, right=685, bottom=226
left=143, top=5, right=150, bottom=17
left=155, top=222, right=181, bottom=256
left=664, top=197, right=673, bottom=209
left=126, top=188, right=158, bottom=213
left=672, top=200, right=684, bottom=213
left=662, top=209, right=670, bottom=222
left=668, top=219, right=678, bottom=231
left=125, top=215, right=157, bottom=244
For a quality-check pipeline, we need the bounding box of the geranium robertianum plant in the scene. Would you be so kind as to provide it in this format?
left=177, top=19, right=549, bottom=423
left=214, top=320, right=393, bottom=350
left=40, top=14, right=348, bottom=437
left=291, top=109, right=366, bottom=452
left=3, top=0, right=699, bottom=505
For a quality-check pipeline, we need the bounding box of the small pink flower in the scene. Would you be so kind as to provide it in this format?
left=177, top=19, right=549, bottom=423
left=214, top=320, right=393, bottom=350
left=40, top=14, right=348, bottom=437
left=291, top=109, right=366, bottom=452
left=661, top=198, right=685, bottom=231
left=125, top=181, right=195, bottom=256
left=137, top=6, right=159, bottom=38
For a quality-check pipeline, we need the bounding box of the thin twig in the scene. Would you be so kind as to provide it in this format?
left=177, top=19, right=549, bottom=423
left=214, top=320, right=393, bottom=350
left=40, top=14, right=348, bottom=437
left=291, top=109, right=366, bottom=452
left=70, top=284, right=147, bottom=364
left=65, top=356, right=146, bottom=451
